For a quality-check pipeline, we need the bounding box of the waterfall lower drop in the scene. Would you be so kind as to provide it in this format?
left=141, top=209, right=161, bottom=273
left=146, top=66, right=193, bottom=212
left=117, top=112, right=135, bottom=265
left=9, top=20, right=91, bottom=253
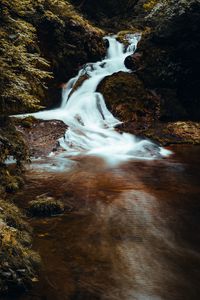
left=25, top=34, right=171, bottom=164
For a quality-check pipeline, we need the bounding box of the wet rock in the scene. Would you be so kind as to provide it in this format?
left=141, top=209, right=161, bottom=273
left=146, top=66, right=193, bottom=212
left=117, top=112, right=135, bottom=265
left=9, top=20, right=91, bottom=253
left=14, top=117, right=68, bottom=158
left=117, top=29, right=143, bottom=46
left=97, top=71, right=159, bottom=126
left=124, top=55, right=137, bottom=70
left=117, top=121, right=200, bottom=146
left=28, top=195, right=65, bottom=217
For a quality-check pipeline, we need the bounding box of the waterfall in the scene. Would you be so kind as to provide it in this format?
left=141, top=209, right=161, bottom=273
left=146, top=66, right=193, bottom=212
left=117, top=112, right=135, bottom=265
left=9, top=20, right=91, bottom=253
left=21, top=34, right=171, bottom=164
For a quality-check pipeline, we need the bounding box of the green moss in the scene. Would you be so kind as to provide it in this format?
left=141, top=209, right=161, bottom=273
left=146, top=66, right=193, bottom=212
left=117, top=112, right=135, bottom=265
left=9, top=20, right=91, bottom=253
left=13, top=116, right=37, bottom=129
left=0, top=200, right=30, bottom=233
left=0, top=117, right=29, bottom=195
left=98, top=71, right=159, bottom=123
left=28, top=196, right=65, bottom=217
left=0, top=1, right=53, bottom=115
left=0, top=199, right=41, bottom=294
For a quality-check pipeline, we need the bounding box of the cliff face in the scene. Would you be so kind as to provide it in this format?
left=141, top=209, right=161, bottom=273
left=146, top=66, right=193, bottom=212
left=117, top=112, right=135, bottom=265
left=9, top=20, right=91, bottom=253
left=69, top=0, right=139, bottom=19
left=136, top=0, right=200, bottom=121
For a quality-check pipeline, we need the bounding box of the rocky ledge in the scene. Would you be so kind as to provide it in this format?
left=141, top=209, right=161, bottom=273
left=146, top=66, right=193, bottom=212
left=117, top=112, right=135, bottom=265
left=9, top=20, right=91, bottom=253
left=116, top=121, right=200, bottom=146
left=14, top=117, right=68, bottom=158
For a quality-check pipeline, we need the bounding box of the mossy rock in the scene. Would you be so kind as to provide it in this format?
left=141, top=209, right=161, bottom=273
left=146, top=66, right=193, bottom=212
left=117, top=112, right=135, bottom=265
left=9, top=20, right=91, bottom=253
left=0, top=200, right=30, bottom=232
left=98, top=71, right=159, bottom=124
left=0, top=199, right=40, bottom=294
left=13, top=116, right=37, bottom=129
left=28, top=196, right=65, bottom=217
left=135, top=0, right=200, bottom=121
left=0, top=225, right=41, bottom=294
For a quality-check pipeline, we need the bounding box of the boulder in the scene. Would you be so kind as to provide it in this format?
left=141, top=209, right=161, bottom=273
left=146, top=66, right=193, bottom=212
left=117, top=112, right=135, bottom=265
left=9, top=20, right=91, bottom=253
left=14, top=117, right=68, bottom=158
left=28, top=196, right=65, bottom=217
left=97, top=71, right=159, bottom=126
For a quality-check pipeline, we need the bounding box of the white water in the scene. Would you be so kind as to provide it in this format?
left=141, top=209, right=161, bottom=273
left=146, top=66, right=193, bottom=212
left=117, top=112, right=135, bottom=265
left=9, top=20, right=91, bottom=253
left=20, top=34, right=171, bottom=164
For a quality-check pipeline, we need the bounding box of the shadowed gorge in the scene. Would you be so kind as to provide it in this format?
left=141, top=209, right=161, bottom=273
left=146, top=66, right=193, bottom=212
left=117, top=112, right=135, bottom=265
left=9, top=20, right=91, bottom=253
left=0, top=0, right=200, bottom=298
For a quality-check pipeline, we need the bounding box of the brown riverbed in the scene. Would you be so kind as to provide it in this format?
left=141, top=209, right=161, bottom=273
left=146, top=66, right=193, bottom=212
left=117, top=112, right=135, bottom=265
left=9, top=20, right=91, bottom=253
left=2, top=145, right=200, bottom=300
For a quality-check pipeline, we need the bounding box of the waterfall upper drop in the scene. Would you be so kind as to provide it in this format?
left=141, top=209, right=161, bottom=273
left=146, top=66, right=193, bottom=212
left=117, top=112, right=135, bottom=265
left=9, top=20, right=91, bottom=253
left=24, top=34, right=171, bottom=164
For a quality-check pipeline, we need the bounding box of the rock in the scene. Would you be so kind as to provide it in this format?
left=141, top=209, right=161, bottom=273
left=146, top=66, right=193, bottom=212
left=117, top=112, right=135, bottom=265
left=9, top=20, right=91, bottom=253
left=0, top=199, right=40, bottom=294
left=14, top=117, right=68, bottom=158
left=28, top=196, right=65, bottom=217
left=104, top=38, right=110, bottom=49
left=97, top=71, right=159, bottom=125
left=35, top=1, right=106, bottom=108
left=117, top=121, right=200, bottom=146
left=135, top=0, right=200, bottom=121
left=124, top=55, right=137, bottom=70
left=70, top=0, right=138, bottom=19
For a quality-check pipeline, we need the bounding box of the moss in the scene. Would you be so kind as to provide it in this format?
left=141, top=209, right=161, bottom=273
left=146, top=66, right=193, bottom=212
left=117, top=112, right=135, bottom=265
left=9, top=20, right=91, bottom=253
left=0, top=117, right=29, bottom=195
left=0, top=1, right=53, bottom=115
left=143, top=0, right=160, bottom=11
left=0, top=199, right=41, bottom=294
left=98, top=71, right=159, bottom=123
left=0, top=200, right=29, bottom=232
left=13, top=116, right=37, bottom=129
left=28, top=196, right=65, bottom=217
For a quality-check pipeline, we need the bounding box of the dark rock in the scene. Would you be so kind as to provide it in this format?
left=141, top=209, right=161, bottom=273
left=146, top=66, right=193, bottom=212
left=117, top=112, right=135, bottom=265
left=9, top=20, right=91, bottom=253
left=104, top=38, right=110, bottom=49
left=135, top=0, right=200, bottom=121
left=117, top=121, right=200, bottom=146
left=124, top=55, right=137, bottom=70
left=70, top=0, right=138, bottom=19
left=98, top=71, right=159, bottom=125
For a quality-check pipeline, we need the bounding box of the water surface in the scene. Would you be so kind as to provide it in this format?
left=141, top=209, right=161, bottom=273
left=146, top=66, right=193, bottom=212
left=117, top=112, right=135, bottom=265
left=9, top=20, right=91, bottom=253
left=4, top=145, right=200, bottom=300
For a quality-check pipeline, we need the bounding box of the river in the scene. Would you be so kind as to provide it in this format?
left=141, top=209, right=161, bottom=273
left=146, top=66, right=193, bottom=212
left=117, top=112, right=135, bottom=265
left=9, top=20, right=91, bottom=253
left=6, top=34, right=200, bottom=300
left=2, top=145, right=199, bottom=300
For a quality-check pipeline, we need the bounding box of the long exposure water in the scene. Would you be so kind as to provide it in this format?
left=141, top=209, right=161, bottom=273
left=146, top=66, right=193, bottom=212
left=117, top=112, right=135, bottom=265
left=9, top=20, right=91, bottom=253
left=2, top=145, right=200, bottom=300
left=22, top=35, right=170, bottom=164
left=9, top=34, right=200, bottom=300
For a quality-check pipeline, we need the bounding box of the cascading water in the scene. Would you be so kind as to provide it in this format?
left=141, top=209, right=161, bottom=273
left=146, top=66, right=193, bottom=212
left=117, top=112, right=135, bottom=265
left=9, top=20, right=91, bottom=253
left=22, top=34, right=171, bottom=164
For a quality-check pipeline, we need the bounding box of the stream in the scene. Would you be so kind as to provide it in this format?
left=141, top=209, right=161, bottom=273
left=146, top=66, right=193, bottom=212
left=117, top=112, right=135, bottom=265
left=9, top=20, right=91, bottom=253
left=3, top=145, right=200, bottom=300
left=6, top=35, right=200, bottom=300
left=23, top=34, right=170, bottom=164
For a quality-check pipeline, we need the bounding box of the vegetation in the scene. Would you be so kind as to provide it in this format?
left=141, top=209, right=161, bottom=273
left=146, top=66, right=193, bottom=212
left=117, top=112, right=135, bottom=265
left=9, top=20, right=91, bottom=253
left=0, top=199, right=40, bottom=294
left=0, top=0, right=200, bottom=295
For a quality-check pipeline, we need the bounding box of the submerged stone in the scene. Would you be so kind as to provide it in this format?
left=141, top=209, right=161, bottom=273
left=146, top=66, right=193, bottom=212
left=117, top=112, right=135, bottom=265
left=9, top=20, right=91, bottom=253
left=28, top=196, right=65, bottom=217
